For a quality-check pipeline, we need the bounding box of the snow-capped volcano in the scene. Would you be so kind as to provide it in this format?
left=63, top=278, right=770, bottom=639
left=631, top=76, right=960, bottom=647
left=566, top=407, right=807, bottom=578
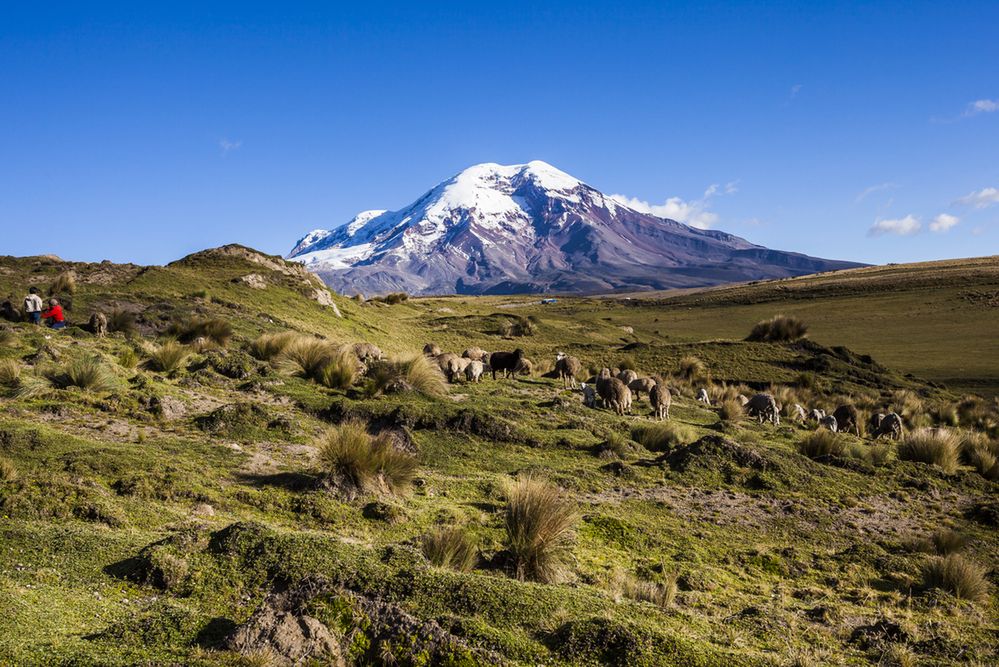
left=288, top=161, right=860, bottom=296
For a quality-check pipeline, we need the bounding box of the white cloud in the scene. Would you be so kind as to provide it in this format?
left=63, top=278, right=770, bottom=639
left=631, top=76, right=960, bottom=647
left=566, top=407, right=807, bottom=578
left=868, top=215, right=921, bottom=237
left=219, top=138, right=242, bottom=155
left=855, top=182, right=898, bottom=203
left=789, top=83, right=802, bottom=100
left=956, top=186, right=999, bottom=209
left=929, top=213, right=959, bottom=232
left=964, top=99, right=998, bottom=116
left=610, top=180, right=738, bottom=230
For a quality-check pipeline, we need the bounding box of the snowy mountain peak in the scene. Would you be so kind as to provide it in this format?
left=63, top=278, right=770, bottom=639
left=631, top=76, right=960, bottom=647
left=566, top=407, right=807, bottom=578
left=287, top=161, right=860, bottom=295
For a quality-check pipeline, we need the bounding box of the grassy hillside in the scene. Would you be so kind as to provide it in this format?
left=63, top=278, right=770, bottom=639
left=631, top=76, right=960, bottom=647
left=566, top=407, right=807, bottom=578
left=0, top=248, right=995, bottom=666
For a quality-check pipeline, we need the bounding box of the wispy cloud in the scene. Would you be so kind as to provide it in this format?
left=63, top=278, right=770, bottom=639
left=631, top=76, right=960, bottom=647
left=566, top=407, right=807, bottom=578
left=963, top=99, right=998, bottom=117
left=929, top=213, right=959, bottom=233
left=219, top=138, right=242, bottom=155
left=610, top=181, right=739, bottom=230
left=788, top=83, right=802, bottom=100
left=956, top=186, right=999, bottom=209
left=868, top=215, right=921, bottom=237
left=855, top=182, right=898, bottom=203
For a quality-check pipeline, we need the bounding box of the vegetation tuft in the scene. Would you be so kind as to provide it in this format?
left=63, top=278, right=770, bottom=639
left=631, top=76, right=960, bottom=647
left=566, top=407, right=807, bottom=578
left=504, top=474, right=577, bottom=583
left=316, top=420, right=417, bottom=498
left=746, top=314, right=808, bottom=342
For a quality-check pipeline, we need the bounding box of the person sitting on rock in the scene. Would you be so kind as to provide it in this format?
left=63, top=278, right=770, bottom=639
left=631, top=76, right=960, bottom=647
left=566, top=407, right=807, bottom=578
left=41, top=298, right=66, bottom=330
left=23, top=287, right=44, bottom=325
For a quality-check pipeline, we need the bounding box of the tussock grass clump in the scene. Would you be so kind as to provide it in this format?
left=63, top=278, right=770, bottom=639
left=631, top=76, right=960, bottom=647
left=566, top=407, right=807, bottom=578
left=316, top=420, right=417, bottom=498
left=13, top=374, right=51, bottom=400
left=718, top=398, right=744, bottom=422
left=921, top=554, right=989, bottom=601
left=909, top=529, right=968, bottom=555
left=677, top=355, right=708, bottom=383
left=107, top=310, right=137, bottom=337
left=630, top=422, right=696, bottom=452
left=0, top=456, right=17, bottom=483
left=617, top=356, right=636, bottom=372
left=366, top=354, right=448, bottom=398
left=960, top=431, right=999, bottom=480
left=117, top=348, right=138, bottom=369
left=610, top=572, right=678, bottom=608
left=250, top=331, right=299, bottom=361
left=170, top=317, right=233, bottom=347
left=898, top=428, right=961, bottom=474
left=48, top=271, right=76, bottom=295
left=497, top=315, right=537, bottom=337
left=798, top=430, right=847, bottom=459
left=279, top=338, right=358, bottom=389
left=890, top=389, right=924, bottom=422
left=595, top=431, right=636, bottom=459
left=45, top=357, right=119, bottom=393
left=746, top=314, right=808, bottom=342
left=0, top=329, right=15, bottom=347
left=504, top=475, right=577, bottom=583
left=0, top=358, right=21, bottom=386
left=143, top=341, right=191, bottom=374
left=421, top=526, right=478, bottom=572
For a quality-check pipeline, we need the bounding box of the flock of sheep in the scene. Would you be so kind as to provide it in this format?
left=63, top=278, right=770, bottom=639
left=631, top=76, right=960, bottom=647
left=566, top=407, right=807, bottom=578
left=356, top=342, right=908, bottom=441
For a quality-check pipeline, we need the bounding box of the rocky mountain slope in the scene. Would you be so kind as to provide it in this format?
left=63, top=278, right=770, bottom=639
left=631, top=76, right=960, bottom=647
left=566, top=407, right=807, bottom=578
left=288, top=161, right=862, bottom=296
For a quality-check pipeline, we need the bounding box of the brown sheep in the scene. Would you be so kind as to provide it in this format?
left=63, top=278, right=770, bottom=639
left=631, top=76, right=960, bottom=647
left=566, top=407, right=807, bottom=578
left=555, top=352, right=582, bottom=389
left=617, top=369, right=639, bottom=386
left=832, top=404, right=860, bottom=436
left=596, top=368, right=632, bottom=415
left=352, top=342, right=383, bottom=363
left=435, top=352, right=466, bottom=382
left=513, top=357, right=534, bottom=376
left=872, top=412, right=904, bottom=440
left=649, top=382, right=671, bottom=420
left=628, top=377, right=656, bottom=398
left=462, top=347, right=488, bottom=361
left=423, top=342, right=442, bottom=357
left=89, top=312, right=108, bottom=338
left=746, top=393, right=780, bottom=425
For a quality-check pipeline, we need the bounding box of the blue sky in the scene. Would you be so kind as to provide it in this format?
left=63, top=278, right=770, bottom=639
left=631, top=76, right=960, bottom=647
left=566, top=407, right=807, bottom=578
left=1, top=1, right=997, bottom=266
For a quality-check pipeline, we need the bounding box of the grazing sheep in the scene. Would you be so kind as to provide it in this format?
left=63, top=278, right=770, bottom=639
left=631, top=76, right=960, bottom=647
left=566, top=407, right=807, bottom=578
left=464, top=360, right=485, bottom=383
left=819, top=415, right=838, bottom=432
left=629, top=377, right=656, bottom=398
left=832, top=404, right=860, bottom=436
left=462, top=347, right=488, bottom=361
left=872, top=412, right=904, bottom=440
left=791, top=403, right=808, bottom=422
left=581, top=383, right=597, bottom=408
left=488, top=349, right=524, bottom=380
left=649, top=382, right=671, bottom=420
left=869, top=412, right=886, bottom=434
left=746, top=393, right=780, bottom=425
left=352, top=342, right=383, bottom=363
left=436, top=352, right=466, bottom=382
left=736, top=393, right=750, bottom=407
left=696, top=388, right=711, bottom=405
left=423, top=342, right=442, bottom=357
left=555, top=353, right=582, bottom=389
left=810, top=408, right=826, bottom=423
left=617, top=369, right=639, bottom=386
left=89, top=312, right=108, bottom=338
left=514, top=357, right=534, bottom=376
left=596, top=368, right=632, bottom=415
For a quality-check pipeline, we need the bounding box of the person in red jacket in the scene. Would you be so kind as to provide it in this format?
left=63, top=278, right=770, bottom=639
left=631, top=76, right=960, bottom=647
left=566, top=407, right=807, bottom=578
left=41, top=298, right=66, bottom=330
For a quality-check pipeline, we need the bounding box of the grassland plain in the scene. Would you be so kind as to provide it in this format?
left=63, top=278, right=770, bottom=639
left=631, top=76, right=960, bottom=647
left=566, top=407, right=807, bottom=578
left=0, top=247, right=996, bottom=666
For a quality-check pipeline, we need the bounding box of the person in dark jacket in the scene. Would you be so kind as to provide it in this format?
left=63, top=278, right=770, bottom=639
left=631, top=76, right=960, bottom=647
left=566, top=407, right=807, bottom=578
left=41, top=298, right=66, bottom=330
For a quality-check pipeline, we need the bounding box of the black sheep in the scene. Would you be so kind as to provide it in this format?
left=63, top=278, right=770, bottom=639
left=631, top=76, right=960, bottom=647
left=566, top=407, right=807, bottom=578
left=488, top=348, right=523, bottom=380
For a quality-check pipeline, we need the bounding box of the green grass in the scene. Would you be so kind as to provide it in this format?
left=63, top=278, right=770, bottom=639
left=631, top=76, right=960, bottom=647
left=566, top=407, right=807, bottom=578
left=0, top=249, right=995, bottom=665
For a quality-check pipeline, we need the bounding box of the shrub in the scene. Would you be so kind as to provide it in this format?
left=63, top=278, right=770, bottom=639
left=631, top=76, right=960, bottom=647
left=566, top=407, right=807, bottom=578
left=107, top=310, right=137, bottom=337
left=250, top=331, right=299, bottom=361
left=45, top=357, right=119, bottom=393
left=677, top=355, right=708, bottom=382
left=718, top=398, right=743, bottom=422
left=366, top=354, right=448, bottom=398
left=746, top=314, right=808, bottom=342
left=0, top=359, right=21, bottom=386
left=421, top=526, right=478, bottom=572
left=382, top=292, right=409, bottom=305
left=316, top=420, right=417, bottom=498
left=630, top=422, right=696, bottom=452
left=921, top=554, right=989, bottom=601
left=898, top=428, right=961, bottom=474
left=0, top=456, right=17, bottom=483
left=504, top=475, right=577, bottom=583
left=48, top=271, right=76, bottom=296
left=170, top=317, right=232, bottom=347
left=144, top=341, right=191, bottom=374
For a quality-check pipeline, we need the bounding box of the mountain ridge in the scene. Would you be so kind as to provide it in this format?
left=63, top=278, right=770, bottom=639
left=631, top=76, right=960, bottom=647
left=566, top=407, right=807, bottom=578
left=288, top=161, right=863, bottom=296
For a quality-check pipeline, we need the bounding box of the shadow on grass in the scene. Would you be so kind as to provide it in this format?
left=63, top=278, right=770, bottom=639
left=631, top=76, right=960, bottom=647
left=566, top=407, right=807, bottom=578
left=235, top=470, right=320, bottom=491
